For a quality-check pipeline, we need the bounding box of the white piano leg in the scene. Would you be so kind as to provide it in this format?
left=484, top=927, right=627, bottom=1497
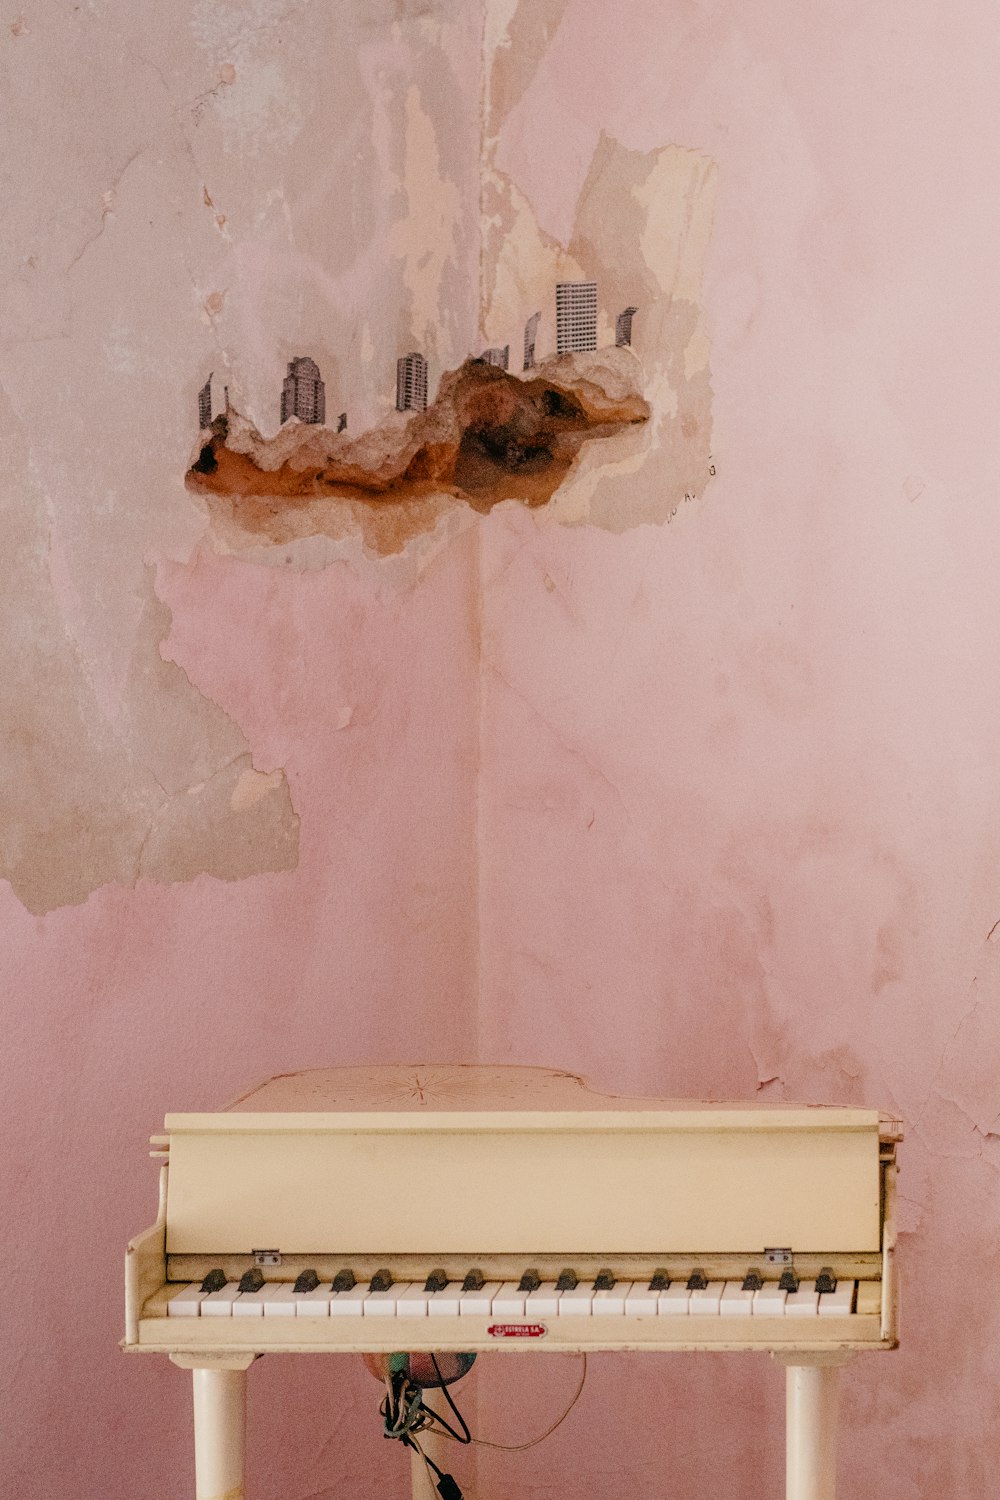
left=410, top=1390, right=449, bottom=1500
left=778, top=1353, right=853, bottom=1500
left=171, top=1355, right=255, bottom=1500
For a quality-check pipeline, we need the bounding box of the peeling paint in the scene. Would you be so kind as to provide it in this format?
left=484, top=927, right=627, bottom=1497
left=480, top=128, right=716, bottom=533
left=388, top=84, right=463, bottom=360
left=0, top=385, right=298, bottom=913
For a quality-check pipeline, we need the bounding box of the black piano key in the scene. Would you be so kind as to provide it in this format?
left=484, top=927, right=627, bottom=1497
left=462, top=1268, right=485, bottom=1292
left=594, top=1268, right=616, bottom=1291
left=687, top=1270, right=708, bottom=1291
left=201, top=1268, right=227, bottom=1294
left=778, top=1269, right=800, bottom=1293
left=518, top=1268, right=542, bottom=1293
left=424, top=1268, right=449, bottom=1293
left=815, top=1267, right=837, bottom=1294
left=238, top=1267, right=265, bottom=1295
left=742, top=1269, right=764, bottom=1292
left=649, top=1269, right=671, bottom=1291
left=294, top=1269, right=320, bottom=1294
left=370, top=1268, right=394, bottom=1292
left=331, top=1269, right=356, bottom=1293
left=555, top=1268, right=578, bottom=1292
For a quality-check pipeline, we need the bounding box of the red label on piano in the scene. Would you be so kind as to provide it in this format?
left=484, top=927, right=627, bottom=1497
left=487, top=1322, right=547, bottom=1339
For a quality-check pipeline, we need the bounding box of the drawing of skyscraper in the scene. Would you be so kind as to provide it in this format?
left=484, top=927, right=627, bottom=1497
left=555, top=281, right=597, bottom=354
left=280, top=357, right=326, bottom=424
left=198, top=375, right=213, bottom=429
left=615, top=306, right=638, bottom=347
left=396, top=352, right=428, bottom=412
left=523, top=311, right=541, bottom=370
left=480, top=345, right=509, bottom=370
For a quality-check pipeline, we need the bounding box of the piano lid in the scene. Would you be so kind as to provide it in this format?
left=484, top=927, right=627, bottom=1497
left=160, top=1065, right=891, bottom=1136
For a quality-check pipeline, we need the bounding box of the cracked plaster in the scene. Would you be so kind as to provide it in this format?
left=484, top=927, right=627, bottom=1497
left=1, top=0, right=713, bottom=913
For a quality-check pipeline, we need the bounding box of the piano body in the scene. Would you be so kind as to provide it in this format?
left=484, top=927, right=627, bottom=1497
left=124, top=1065, right=901, bottom=1500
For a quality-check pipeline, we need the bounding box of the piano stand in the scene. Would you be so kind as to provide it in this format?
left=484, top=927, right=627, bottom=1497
left=409, top=1390, right=449, bottom=1500
left=170, top=1354, right=254, bottom=1500
left=777, top=1351, right=853, bottom=1500
left=166, top=1350, right=854, bottom=1500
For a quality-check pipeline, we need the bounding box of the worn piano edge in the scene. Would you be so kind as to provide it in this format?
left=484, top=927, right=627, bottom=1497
left=125, top=1164, right=167, bottom=1347
left=124, top=1312, right=888, bottom=1356
left=881, top=1147, right=898, bottom=1345
left=158, top=1109, right=895, bottom=1134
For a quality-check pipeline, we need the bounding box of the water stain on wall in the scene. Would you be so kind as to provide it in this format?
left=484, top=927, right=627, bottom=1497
left=187, top=349, right=649, bottom=556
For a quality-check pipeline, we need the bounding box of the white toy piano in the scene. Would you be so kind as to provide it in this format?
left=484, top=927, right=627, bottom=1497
left=124, top=1064, right=901, bottom=1500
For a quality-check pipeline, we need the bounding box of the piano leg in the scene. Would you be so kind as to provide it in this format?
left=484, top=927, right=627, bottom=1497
left=410, top=1391, right=449, bottom=1500
left=170, top=1354, right=255, bottom=1500
left=776, top=1352, right=853, bottom=1500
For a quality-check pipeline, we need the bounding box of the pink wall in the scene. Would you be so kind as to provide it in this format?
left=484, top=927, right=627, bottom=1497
left=478, top=1, right=1000, bottom=1491
left=4, top=0, right=1000, bottom=1496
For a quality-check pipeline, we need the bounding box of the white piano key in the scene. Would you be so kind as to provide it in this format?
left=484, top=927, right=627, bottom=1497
left=233, top=1285, right=276, bottom=1317
left=525, top=1282, right=562, bottom=1318
left=785, top=1288, right=821, bottom=1317
left=262, top=1284, right=300, bottom=1317
left=720, top=1282, right=755, bottom=1317
left=168, top=1283, right=206, bottom=1317
left=753, top=1284, right=787, bottom=1316
left=364, top=1285, right=402, bottom=1316
left=658, top=1284, right=691, bottom=1315
left=818, top=1281, right=856, bottom=1317
left=201, top=1282, right=242, bottom=1316
left=491, top=1281, right=527, bottom=1317
left=459, top=1282, right=502, bottom=1316
left=593, top=1281, right=632, bottom=1315
left=295, top=1285, right=332, bottom=1316
left=556, top=1283, right=594, bottom=1316
left=396, top=1284, right=431, bottom=1316
left=689, top=1281, right=725, bottom=1315
left=428, top=1284, right=463, bottom=1317
left=624, top=1283, right=660, bottom=1317
left=328, top=1283, right=368, bottom=1317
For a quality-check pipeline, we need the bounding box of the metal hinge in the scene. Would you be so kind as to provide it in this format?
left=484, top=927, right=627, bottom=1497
left=253, top=1249, right=282, bottom=1267
left=764, top=1247, right=793, bottom=1267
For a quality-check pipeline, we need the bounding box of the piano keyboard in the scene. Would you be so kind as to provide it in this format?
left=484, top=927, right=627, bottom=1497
left=167, top=1271, right=869, bottom=1321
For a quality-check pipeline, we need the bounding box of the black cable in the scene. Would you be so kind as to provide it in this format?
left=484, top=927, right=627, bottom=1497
left=422, top=1407, right=471, bottom=1446
left=380, top=1369, right=468, bottom=1448
left=405, top=1436, right=464, bottom=1500
left=379, top=1368, right=467, bottom=1500
left=428, top=1355, right=472, bottom=1444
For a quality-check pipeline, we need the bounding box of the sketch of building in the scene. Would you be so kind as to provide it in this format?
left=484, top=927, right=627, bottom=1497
left=480, top=345, right=509, bottom=370
left=556, top=281, right=598, bottom=354
left=523, top=311, right=541, bottom=370
left=280, top=356, right=326, bottom=425
left=396, top=352, right=428, bottom=412
left=615, top=306, right=638, bottom=347
left=198, top=375, right=213, bottom=429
